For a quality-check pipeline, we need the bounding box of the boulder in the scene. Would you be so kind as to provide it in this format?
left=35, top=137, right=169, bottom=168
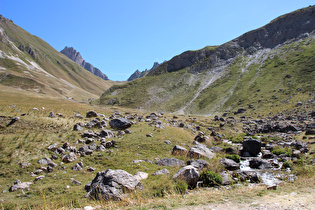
left=172, top=145, right=188, bottom=156
left=152, top=169, right=170, bottom=176
left=172, top=165, right=199, bottom=187
left=241, top=138, right=261, bottom=157
left=187, top=144, right=216, bottom=159
left=155, top=158, right=185, bottom=167
left=99, top=130, right=115, bottom=138
left=38, top=157, right=52, bottom=165
left=249, top=158, right=273, bottom=169
left=220, top=171, right=232, bottom=185
left=62, top=152, right=77, bottom=163
left=219, top=158, right=240, bottom=171
left=85, top=169, right=143, bottom=200
left=133, top=172, right=148, bottom=180
left=86, top=110, right=98, bottom=118
left=9, top=180, right=32, bottom=192
left=73, top=123, right=84, bottom=131
left=187, top=159, right=210, bottom=170
left=109, top=118, right=132, bottom=130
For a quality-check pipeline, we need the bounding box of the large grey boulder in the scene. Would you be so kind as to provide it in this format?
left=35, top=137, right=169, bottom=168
left=172, top=165, right=199, bottom=187
left=85, top=169, right=143, bottom=200
left=241, top=138, right=261, bottom=157
left=219, top=158, right=240, bottom=171
left=187, top=144, right=216, bottom=159
left=109, top=118, right=132, bottom=130
left=155, top=158, right=185, bottom=167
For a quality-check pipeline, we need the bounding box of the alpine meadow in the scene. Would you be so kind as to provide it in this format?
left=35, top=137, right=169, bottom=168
left=0, top=5, right=315, bottom=210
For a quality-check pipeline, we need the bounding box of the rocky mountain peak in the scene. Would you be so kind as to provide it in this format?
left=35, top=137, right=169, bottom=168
left=61, top=46, right=109, bottom=80
left=127, top=62, right=161, bottom=81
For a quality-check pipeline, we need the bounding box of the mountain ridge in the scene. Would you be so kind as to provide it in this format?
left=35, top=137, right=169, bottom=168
left=0, top=15, right=114, bottom=101
left=149, top=6, right=315, bottom=76
left=60, top=46, right=109, bottom=80
left=99, top=6, right=315, bottom=115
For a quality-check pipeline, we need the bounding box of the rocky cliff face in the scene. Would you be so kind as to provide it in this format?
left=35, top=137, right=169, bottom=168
left=127, top=62, right=160, bottom=81
left=149, top=6, right=315, bottom=76
left=61, top=47, right=109, bottom=80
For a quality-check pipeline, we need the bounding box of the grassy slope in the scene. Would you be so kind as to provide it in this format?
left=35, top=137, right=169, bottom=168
left=0, top=91, right=314, bottom=209
left=99, top=37, right=315, bottom=115
left=0, top=17, right=115, bottom=101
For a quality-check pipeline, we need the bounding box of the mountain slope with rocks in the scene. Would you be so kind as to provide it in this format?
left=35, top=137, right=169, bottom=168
left=100, top=6, right=315, bottom=115
left=61, top=46, right=109, bottom=80
left=0, top=15, right=114, bottom=101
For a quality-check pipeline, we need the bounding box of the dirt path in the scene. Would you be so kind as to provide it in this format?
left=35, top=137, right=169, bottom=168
left=179, top=187, right=315, bottom=210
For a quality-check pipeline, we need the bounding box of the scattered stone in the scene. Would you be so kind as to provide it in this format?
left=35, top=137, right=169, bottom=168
left=267, top=185, right=277, bottom=190
left=75, top=113, right=84, bottom=119
left=87, top=167, right=95, bottom=172
left=152, top=169, right=170, bottom=176
left=241, top=138, right=262, bottom=157
left=73, top=123, right=84, bottom=131
left=33, top=169, right=43, bottom=175
left=9, top=180, right=32, bottom=192
left=62, top=152, right=77, bottom=163
left=85, top=169, right=143, bottom=200
left=187, top=144, right=216, bottom=159
left=188, top=159, right=210, bottom=170
left=155, top=158, right=185, bottom=167
left=172, top=145, right=188, bottom=156
left=71, top=178, right=82, bottom=185
left=134, top=172, right=148, bottom=180
left=6, top=117, right=20, bottom=127
left=164, top=140, right=172, bottom=145
left=219, top=158, right=240, bottom=171
left=48, top=112, right=56, bottom=118
left=109, top=118, right=132, bottom=130
left=19, top=162, right=31, bottom=168
left=34, top=175, right=45, bottom=182
left=38, top=157, right=52, bottom=165
left=72, top=163, right=83, bottom=171
left=172, top=165, right=199, bottom=187
left=99, top=130, right=115, bottom=138
left=249, top=158, right=273, bottom=169
left=86, top=110, right=98, bottom=118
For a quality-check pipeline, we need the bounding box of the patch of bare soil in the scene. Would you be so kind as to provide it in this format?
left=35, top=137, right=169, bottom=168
left=179, top=187, right=315, bottom=210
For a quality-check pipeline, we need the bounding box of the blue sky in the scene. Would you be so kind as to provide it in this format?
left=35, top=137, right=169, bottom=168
left=1, top=1, right=314, bottom=81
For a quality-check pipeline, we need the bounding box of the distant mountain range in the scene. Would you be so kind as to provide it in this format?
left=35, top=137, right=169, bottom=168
left=60, top=46, right=109, bottom=80
left=99, top=6, right=315, bottom=115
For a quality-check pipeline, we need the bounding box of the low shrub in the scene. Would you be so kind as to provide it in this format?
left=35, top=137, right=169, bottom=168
left=225, top=154, right=241, bottom=163
left=199, top=171, right=222, bottom=187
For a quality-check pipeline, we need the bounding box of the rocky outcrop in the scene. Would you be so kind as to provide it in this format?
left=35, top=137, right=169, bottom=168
left=127, top=62, right=160, bottom=81
left=149, top=6, right=315, bottom=75
left=85, top=169, right=143, bottom=200
left=61, top=46, right=109, bottom=80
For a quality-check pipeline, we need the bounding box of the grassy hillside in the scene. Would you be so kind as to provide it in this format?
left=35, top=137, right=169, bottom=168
left=0, top=16, right=115, bottom=101
left=99, top=36, right=315, bottom=115
left=0, top=90, right=314, bottom=209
